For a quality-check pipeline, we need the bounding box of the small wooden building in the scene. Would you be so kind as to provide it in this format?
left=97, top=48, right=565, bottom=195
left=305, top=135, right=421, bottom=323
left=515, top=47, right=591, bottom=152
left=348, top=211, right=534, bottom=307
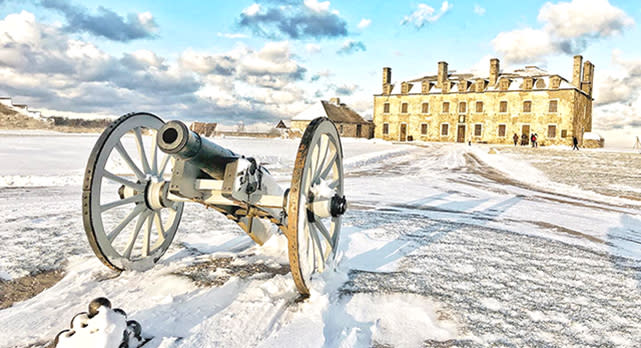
left=291, top=98, right=374, bottom=138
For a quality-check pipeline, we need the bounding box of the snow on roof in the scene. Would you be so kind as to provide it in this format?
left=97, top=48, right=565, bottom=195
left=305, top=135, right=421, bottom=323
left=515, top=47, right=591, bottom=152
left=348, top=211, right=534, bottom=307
left=293, top=101, right=327, bottom=121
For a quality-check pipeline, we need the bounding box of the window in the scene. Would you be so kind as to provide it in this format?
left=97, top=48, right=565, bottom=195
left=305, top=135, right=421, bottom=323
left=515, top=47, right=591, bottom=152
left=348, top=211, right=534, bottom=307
left=459, top=102, right=467, bottom=114
left=421, top=123, right=428, bottom=135
left=474, top=124, right=482, bottom=137
left=442, top=102, right=450, bottom=113
left=441, top=123, right=449, bottom=136
left=383, top=103, right=390, bottom=113
left=548, top=125, right=557, bottom=138
left=475, top=101, right=483, bottom=113
left=499, top=101, right=508, bottom=113
left=339, top=125, right=343, bottom=134
left=549, top=100, right=558, bottom=113
left=421, top=102, right=429, bottom=114
left=383, top=123, right=389, bottom=135
left=498, top=124, right=506, bottom=137
left=523, top=101, right=532, bottom=113
left=401, top=102, right=408, bottom=113
left=561, top=129, right=568, bottom=138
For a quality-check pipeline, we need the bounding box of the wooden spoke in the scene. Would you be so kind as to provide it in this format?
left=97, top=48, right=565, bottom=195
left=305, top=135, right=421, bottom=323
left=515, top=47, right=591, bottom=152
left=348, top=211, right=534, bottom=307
left=154, top=211, right=166, bottom=242
left=312, top=219, right=332, bottom=246
left=115, top=141, right=145, bottom=180
left=100, top=194, right=144, bottom=213
left=103, top=170, right=144, bottom=191
left=150, top=129, right=158, bottom=174
left=142, top=214, right=152, bottom=257
left=107, top=204, right=146, bottom=242
left=315, top=148, right=337, bottom=183
left=158, top=154, right=171, bottom=177
left=123, top=210, right=152, bottom=258
left=134, top=127, right=152, bottom=174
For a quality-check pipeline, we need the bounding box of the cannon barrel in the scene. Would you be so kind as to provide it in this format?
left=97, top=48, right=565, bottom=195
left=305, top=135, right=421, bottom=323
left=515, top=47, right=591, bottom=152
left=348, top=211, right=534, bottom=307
left=157, top=120, right=238, bottom=179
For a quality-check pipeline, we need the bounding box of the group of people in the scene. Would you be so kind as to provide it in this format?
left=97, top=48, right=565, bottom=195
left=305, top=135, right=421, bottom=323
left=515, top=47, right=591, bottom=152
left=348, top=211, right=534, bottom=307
left=511, top=132, right=580, bottom=150
left=512, top=133, right=539, bottom=147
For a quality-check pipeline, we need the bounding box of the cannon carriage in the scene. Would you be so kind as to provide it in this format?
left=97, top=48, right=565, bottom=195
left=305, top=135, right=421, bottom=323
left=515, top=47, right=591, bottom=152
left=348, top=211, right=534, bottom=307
left=82, top=112, right=346, bottom=295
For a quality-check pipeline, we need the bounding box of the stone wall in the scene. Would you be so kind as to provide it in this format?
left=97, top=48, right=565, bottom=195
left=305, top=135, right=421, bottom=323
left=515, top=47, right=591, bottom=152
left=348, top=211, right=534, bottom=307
left=291, top=120, right=373, bottom=138
left=373, top=88, right=591, bottom=146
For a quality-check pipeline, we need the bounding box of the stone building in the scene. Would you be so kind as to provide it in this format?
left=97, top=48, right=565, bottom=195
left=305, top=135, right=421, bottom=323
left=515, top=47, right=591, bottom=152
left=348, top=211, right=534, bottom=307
left=373, top=56, right=595, bottom=146
left=292, top=98, right=374, bottom=138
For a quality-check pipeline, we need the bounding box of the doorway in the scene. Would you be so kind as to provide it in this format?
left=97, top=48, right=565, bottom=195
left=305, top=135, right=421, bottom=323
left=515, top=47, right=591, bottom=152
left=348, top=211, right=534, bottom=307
left=399, top=123, right=407, bottom=142
left=456, top=124, right=466, bottom=143
left=356, top=124, right=362, bottom=137
left=521, top=124, right=530, bottom=145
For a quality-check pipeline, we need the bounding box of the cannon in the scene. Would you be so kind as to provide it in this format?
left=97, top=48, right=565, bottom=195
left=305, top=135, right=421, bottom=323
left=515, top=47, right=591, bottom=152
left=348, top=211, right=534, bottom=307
left=82, top=112, right=346, bottom=295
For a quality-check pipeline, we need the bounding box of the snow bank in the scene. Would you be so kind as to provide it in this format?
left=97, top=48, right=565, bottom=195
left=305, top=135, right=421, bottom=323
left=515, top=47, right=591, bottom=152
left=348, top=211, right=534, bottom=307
left=343, top=293, right=458, bottom=346
left=583, top=132, right=602, bottom=141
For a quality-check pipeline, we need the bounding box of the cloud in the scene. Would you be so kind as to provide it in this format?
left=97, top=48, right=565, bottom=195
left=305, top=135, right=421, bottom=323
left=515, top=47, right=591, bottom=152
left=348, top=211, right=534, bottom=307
left=337, top=40, right=365, bottom=55
left=310, top=69, right=332, bottom=82
left=334, top=83, right=357, bottom=96
left=357, top=18, right=371, bottom=29
left=238, top=0, right=348, bottom=39
left=306, top=43, right=321, bottom=54
left=474, top=4, right=486, bottom=16
left=491, top=0, right=633, bottom=64
left=39, top=0, right=158, bottom=42
left=0, top=11, right=311, bottom=122
left=217, top=32, right=249, bottom=39
left=401, top=2, right=452, bottom=28
left=592, top=50, right=641, bottom=131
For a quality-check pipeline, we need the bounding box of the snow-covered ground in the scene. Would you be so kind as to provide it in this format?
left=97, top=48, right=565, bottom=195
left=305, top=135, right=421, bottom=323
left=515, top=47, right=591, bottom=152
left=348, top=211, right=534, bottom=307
left=1, top=134, right=640, bottom=347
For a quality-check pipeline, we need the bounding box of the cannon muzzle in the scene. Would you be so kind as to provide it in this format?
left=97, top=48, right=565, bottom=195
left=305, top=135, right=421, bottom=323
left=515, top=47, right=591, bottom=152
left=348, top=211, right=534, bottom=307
left=157, top=120, right=238, bottom=179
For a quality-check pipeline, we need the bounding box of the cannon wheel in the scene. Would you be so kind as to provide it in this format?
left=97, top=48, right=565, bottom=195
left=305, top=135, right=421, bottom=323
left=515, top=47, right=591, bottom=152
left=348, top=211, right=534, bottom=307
left=82, top=112, right=184, bottom=271
left=287, top=117, right=344, bottom=295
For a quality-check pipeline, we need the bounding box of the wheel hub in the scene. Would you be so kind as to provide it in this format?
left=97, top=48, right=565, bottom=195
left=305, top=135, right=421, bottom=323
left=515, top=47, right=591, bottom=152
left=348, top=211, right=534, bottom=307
left=145, top=176, right=168, bottom=211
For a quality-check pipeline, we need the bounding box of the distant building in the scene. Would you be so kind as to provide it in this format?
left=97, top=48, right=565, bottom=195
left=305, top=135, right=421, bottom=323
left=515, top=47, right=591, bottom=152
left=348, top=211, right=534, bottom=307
left=373, top=56, right=595, bottom=146
left=190, top=122, right=217, bottom=137
left=292, top=98, right=374, bottom=138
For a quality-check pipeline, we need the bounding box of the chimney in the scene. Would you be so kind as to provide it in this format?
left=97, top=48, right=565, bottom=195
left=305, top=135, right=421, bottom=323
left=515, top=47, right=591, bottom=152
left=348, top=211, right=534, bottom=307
left=382, top=67, right=391, bottom=92
left=572, top=55, right=583, bottom=88
left=437, top=61, right=448, bottom=88
left=329, top=97, right=340, bottom=105
left=489, top=58, right=500, bottom=86
left=581, top=61, right=595, bottom=95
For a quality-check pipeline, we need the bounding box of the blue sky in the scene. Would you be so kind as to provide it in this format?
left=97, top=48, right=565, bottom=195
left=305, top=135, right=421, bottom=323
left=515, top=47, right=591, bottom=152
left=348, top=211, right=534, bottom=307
left=0, top=0, right=640, bottom=145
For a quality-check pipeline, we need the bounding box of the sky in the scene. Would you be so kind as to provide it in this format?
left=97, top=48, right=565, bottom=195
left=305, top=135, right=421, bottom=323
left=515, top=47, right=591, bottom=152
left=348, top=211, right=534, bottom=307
left=0, top=0, right=640, bottom=145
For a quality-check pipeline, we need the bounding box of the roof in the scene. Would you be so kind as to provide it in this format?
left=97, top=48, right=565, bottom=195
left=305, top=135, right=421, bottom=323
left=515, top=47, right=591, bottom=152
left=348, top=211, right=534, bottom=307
left=389, top=65, right=585, bottom=96
left=292, top=100, right=368, bottom=124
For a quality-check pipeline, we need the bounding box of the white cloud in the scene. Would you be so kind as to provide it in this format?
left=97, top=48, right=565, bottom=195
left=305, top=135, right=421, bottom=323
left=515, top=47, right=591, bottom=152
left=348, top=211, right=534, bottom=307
left=304, top=0, right=331, bottom=13
left=592, top=50, right=641, bottom=133
left=492, top=28, right=555, bottom=64
left=474, top=4, right=486, bottom=16
left=538, top=0, right=633, bottom=39
left=358, top=18, right=371, bottom=29
left=216, top=32, right=249, bottom=39
left=491, top=0, right=634, bottom=64
left=306, top=43, right=321, bottom=54
left=242, top=3, right=261, bottom=17
left=401, top=2, right=452, bottom=28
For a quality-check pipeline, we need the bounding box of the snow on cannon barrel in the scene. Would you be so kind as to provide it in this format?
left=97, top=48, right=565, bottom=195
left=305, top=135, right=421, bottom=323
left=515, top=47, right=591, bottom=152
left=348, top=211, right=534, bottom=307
left=82, top=112, right=346, bottom=295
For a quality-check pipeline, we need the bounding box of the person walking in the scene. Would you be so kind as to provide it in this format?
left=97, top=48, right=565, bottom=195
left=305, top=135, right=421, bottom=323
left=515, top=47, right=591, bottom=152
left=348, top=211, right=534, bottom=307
left=534, top=133, right=538, bottom=148
left=572, top=136, right=579, bottom=150
left=531, top=133, right=536, bottom=148
left=513, top=133, right=518, bottom=146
